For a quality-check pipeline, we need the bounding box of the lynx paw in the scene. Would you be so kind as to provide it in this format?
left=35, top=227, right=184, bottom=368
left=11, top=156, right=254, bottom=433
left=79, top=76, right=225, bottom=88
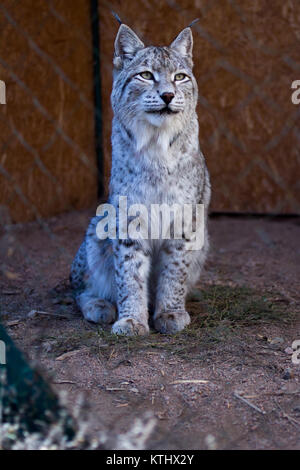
left=82, top=299, right=117, bottom=324
left=111, top=317, right=149, bottom=336
left=154, top=310, right=190, bottom=334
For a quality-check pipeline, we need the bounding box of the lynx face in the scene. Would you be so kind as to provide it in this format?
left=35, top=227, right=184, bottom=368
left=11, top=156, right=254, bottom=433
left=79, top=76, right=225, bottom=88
left=111, top=25, right=198, bottom=129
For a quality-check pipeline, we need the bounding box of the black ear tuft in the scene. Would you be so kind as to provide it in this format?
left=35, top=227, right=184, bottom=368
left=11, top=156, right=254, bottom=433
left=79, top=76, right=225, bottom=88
left=186, top=18, right=199, bottom=29
left=111, top=11, right=122, bottom=25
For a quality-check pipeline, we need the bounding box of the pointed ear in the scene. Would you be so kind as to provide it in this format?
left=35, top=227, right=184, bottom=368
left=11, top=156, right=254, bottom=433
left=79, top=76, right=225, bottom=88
left=114, top=24, right=145, bottom=69
left=170, top=27, right=193, bottom=65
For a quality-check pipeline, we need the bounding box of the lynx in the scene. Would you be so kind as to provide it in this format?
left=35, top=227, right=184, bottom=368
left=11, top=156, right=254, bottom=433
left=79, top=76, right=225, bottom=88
left=70, top=23, right=211, bottom=335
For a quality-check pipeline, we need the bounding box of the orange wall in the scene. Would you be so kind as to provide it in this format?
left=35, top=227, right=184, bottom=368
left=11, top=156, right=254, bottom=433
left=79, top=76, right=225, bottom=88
left=0, top=0, right=299, bottom=222
left=0, top=0, right=98, bottom=223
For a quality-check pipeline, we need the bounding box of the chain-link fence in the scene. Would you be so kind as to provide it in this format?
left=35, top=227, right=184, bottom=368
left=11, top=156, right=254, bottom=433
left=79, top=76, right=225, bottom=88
left=1, top=0, right=300, bottom=224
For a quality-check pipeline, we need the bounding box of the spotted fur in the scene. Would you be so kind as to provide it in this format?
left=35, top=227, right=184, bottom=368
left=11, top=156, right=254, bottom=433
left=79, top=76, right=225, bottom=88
left=70, top=24, right=211, bottom=335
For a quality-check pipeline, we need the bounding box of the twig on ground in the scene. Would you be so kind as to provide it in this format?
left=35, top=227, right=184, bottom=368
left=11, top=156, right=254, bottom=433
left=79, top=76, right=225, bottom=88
left=170, top=379, right=208, bottom=385
left=3, top=290, right=21, bottom=295
left=28, top=310, right=71, bottom=320
left=52, top=380, right=76, bottom=385
left=234, top=391, right=266, bottom=415
left=5, top=320, right=21, bottom=326
left=275, top=400, right=300, bottom=430
left=55, top=349, right=87, bottom=361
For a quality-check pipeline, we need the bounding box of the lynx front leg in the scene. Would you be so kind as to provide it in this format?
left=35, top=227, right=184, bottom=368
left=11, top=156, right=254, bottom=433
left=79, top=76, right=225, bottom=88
left=112, top=240, right=150, bottom=336
left=154, top=241, right=192, bottom=334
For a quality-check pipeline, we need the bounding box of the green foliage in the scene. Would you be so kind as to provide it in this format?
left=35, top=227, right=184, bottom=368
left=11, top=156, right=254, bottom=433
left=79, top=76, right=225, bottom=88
left=0, top=324, right=75, bottom=438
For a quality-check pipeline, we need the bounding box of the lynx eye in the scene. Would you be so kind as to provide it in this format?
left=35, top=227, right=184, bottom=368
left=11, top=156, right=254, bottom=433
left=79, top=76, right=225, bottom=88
left=139, top=71, right=154, bottom=80
left=174, top=73, right=187, bottom=81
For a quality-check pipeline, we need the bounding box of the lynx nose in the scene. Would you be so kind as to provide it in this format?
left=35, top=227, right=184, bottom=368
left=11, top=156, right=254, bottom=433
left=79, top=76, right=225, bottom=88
left=160, top=92, right=174, bottom=105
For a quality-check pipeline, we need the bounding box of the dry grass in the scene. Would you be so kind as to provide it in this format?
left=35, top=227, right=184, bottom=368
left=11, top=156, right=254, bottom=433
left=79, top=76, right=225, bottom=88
left=44, top=284, right=295, bottom=361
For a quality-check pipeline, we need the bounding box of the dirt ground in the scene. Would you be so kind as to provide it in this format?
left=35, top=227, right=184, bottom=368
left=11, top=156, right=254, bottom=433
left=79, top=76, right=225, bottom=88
left=1, top=209, right=300, bottom=449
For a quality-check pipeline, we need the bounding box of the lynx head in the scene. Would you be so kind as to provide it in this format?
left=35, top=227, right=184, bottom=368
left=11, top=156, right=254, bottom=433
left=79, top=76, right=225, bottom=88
left=111, top=24, right=198, bottom=133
